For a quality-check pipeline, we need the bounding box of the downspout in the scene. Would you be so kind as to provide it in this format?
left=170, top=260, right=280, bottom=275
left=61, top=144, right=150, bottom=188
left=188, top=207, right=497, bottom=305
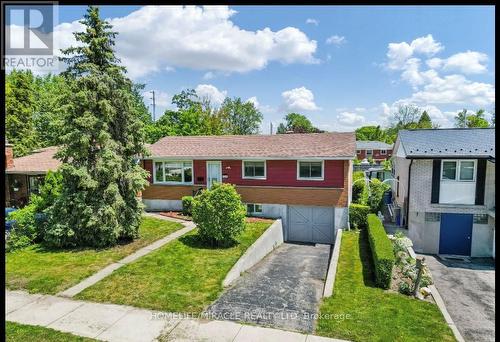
left=405, top=159, right=414, bottom=229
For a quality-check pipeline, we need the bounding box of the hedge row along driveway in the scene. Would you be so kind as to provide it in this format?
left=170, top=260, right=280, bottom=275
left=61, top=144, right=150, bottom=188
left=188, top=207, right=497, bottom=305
left=6, top=217, right=184, bottom=294
left=76, top=219, right=273, bottom=313
left=316, top=231, right=455, bottom=342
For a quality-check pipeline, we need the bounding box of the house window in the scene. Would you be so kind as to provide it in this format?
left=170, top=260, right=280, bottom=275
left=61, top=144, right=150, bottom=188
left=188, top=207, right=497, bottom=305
left=425, top=212, right=441, bottom=222
left=380, top=149, right=387, bottom=155
left=154, top=161, right=193, bottom=184
left=242, top=161, right=266, bottom=179
left=356, top=150, right=361, bottom=154
left=247, top=203, right=263, bottom=215
left=366, top=149, right=373, bottom=156
left=441, top=160, right=476, bottom=182
left=297, top=161, right=324, bottom=180
left=28, top=175, right=45, bottom=195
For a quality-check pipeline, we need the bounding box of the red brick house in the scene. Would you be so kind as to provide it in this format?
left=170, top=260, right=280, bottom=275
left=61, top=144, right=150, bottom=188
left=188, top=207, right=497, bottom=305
left=141, top=132, right=356, bottom=244
left=356, top=140, right=393, bottom=163
left=5, top=144, right=61, bottom=207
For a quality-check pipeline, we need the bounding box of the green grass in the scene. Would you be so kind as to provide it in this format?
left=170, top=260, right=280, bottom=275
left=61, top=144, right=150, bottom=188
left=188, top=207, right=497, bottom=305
left=6, top=322, right=96, bottom=342
left=76, top=220, right=273, bottom=313
left=6, top=217, right=184, bottom=295
left=316, top=230, right=455, bottom=342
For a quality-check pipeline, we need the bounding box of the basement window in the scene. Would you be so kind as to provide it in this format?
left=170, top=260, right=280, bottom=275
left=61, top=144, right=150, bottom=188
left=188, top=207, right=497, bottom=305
left=247, top=203, right=263, bottom=215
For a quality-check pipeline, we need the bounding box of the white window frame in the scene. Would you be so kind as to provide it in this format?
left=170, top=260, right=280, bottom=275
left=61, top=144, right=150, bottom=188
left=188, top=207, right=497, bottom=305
left=247, top=203, right=263, bottom=214
left=380, top=149, right=387, bottom=155
left=440, top=159, right=476, bottom=182
left=366, top=149, right=373, bottom=156
left=242, top=160, right=267, bottom=180
left=152, top=160, right=194, bottom=185
left=297, top=160, right=324, bottom=181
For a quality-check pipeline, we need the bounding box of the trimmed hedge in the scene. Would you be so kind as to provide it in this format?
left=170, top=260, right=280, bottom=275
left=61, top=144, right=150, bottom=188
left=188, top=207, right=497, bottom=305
left=349, top=204, right=370, bottom=230
left=367, top=214, right=395, bottom=289
left=182, top=196, right=193, bottom=216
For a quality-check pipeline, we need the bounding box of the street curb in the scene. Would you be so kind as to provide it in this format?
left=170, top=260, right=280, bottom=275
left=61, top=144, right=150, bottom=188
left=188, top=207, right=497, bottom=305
left=323, top=229, right=343, bottom=297
left=429, top=284, right=465, bottom=342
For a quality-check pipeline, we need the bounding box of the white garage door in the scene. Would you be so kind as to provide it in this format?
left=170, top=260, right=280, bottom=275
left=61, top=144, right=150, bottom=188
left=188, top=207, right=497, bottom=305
left=287, top=206, right=335, bottom=244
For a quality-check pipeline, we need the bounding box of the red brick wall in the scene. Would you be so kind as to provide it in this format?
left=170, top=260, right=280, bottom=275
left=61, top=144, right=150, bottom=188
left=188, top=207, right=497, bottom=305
left=356, top=149, right=392, bottom=161
left=5, top=145, right=14, bottom=169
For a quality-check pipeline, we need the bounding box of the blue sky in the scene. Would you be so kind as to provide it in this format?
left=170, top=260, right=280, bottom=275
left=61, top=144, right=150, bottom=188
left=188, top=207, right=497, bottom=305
left=19, top=6, right=499, bottom=132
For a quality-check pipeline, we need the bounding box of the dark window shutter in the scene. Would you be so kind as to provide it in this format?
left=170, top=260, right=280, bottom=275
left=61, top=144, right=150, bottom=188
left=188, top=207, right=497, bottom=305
left=475, top=159, right=487, bottom=205
left=431, top=159, right=441, bottom=203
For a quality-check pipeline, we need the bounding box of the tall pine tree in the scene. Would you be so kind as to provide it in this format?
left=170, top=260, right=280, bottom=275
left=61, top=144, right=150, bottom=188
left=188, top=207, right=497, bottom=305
left=46, top=6, right=148, bottom=247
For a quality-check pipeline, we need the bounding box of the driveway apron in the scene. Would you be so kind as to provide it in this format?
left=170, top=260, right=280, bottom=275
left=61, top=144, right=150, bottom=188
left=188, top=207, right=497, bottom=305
left=206, top=242, right=331, bottom=333
left=424, top=255, right=495, bottom=342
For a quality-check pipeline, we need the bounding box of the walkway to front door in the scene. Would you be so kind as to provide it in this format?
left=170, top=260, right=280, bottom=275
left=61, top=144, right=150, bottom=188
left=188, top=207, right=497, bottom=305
left=205, top=243, right=331, bottom=333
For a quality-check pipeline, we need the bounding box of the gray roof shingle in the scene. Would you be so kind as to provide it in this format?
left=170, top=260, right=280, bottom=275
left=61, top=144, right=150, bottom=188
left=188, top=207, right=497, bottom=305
left=398, top=128, right=495, bottom=159
left=356, top=141, right=393, bottom=150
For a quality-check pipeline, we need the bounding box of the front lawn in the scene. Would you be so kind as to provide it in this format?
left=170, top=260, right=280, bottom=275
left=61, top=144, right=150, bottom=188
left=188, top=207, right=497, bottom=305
left=6, top=322, right=95, bottom=342
left=316, top=230, right=455, bottom=342
left=6, top=216, right=184, bottom=295
left=76, top=219, right=273, bottom=313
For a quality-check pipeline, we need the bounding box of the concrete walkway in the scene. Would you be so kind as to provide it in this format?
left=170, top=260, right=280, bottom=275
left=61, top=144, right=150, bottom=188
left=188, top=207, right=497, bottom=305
left=6, top=290, right=348, bottom=342
left=206, top=243, right=331, bottom=333
left=58, top=214, right=195, bottom=298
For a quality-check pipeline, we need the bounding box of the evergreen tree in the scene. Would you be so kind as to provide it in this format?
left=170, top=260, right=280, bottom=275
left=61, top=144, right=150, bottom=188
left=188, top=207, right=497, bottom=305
left=417, top=111, right=433, bottom=129
left=6, top=70, right=38, bottom=157
left=46, top=6, right=148, bottom=248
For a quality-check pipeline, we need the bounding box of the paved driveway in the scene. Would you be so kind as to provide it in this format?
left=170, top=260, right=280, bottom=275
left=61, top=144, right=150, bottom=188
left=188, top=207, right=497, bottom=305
left=423, top=255, right=495, bottom=342
left=206, top=243, right=331, bottom=333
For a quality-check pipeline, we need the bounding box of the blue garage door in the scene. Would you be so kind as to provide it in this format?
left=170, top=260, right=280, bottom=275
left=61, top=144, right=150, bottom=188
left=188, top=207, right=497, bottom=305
left=439, top=213, right=473, bottom=256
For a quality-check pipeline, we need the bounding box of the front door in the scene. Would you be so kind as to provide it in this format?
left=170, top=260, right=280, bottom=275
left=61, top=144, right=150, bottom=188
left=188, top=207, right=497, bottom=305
left=206, top=161, right=222, bottom=189
left=439, top=213, right=473, bottom=256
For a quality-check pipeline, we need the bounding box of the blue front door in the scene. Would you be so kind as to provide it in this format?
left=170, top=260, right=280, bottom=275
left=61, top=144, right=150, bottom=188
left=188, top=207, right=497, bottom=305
left=439, top=213, right=473, bottom=255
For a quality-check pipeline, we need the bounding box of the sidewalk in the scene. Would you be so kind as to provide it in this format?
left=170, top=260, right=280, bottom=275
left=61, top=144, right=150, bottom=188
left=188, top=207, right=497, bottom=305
left=6, top=290, right=348, bottom=342
left=58, top=214, right=195, bottom=298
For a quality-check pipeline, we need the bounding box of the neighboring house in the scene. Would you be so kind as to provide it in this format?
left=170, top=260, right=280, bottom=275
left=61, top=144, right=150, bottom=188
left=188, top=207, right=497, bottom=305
left=356, top=140, right=393, bottom=163
left=392, top=128, right=495, bottom=257
left=141, top=132, right=356, bottom=244
left=5, top=144, right=61, bottom=207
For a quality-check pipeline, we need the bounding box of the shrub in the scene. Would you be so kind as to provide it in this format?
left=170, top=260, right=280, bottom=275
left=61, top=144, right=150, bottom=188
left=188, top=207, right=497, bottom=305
left=398, top=281, right=412, bottom=295
left=192, top=183, right=246, bottom=246
left=353, top=158, right=361, bottom=165
left=367, top=214, right=395, bottom=289
left=6, top=171, right=63, bottom=251
left=349, top=204, right=370, bottom=230
left=352, top=171, right=368, bottom=205
left=367, top=178, right=391, bottom=213
left=6, top=203, right=38, bottom=252
left=182, top=196, right=193, bottom=216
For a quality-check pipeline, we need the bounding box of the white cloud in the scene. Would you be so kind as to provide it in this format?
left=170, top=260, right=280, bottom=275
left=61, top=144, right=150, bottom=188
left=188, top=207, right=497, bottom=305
left=246, top=96, right=259, bottom=107
left=39, top=6, right=318, bottom=78
left=306, top=18, right=319, bottom=26
left=110, top=6, right=318, bottom=78
left=195, top=84, right=227, bottom=105
left=326, top=35, right=346, bottom=45
left=386, top=34, right=442, bottom=70
left=426, top=51, right=488, bottom=74
left=409, top=74, right=495, bottom=107
left=336, top=111, right=365, bottom=126
left=281, top=86, right=320, bottom=111
left=385, top=35, right=494, bottom=109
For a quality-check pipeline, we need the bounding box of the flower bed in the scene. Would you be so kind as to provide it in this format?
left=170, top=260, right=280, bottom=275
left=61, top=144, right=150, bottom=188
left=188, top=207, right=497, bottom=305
left=390, top=232, right=434, bottom=302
